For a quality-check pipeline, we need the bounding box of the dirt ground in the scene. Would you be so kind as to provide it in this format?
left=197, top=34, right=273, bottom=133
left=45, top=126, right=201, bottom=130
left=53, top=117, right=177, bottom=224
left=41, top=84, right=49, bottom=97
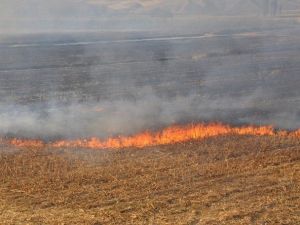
left=0, top=135, right=299, bottom=225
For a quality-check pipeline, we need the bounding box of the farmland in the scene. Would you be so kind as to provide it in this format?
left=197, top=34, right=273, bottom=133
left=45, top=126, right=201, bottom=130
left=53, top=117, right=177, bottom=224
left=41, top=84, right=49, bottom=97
left=0, top=134, right=299, bottom=224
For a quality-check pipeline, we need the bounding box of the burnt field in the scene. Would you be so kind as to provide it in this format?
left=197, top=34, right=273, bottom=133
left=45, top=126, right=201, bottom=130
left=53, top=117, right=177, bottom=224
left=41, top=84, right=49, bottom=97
left=0, top=135, right=299, bottom=224
left=1, top=29, right=300, bottom=105
left=1, top=25, right=300, bottom=140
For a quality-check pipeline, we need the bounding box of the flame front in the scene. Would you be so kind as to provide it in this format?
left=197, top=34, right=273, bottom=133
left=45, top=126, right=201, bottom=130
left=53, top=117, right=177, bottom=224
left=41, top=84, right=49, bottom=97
left=51, top=123, right=276, bottom=149
left=1, top=123, right=300, bottom=150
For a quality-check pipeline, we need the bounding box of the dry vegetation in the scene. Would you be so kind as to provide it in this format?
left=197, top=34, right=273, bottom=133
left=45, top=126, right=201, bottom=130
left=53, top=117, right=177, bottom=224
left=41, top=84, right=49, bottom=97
left=0, top=135, right=299, bottom=225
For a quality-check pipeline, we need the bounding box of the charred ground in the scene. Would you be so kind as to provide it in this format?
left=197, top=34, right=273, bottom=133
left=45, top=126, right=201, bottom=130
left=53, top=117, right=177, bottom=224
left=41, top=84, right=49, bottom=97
left=0, top=134, right=299, bottom=224
left=1, top=24, right=300, bottom=140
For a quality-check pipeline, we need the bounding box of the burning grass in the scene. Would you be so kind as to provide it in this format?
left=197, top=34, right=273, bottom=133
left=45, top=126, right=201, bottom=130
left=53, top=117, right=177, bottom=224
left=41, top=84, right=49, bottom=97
left=2, top=122, right=300, bottom=150
left=0, top=134, right=299, bottom=224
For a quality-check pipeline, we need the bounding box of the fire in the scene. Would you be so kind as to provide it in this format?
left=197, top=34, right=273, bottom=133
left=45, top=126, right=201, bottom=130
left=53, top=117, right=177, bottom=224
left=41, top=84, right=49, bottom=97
left=1, top=123, right=300, bottom=150
left=51, top=123, right=276, bottom=149
left=5, top=138, right=45, bottom=148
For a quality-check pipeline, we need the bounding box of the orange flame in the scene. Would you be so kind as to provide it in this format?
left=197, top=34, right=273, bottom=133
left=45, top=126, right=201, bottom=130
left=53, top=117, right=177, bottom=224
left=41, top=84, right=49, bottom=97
left=51, top=123, right=276, bottom=149
left=1, top=123, right=300, bottom=150
left=5, top=138, right=45, bottom=148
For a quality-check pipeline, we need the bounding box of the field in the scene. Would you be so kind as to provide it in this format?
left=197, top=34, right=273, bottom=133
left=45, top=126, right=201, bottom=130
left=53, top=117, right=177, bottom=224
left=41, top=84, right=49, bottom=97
left=1, top=134, right=299, bottom=224
left=1, top=17, right=300, bottom=225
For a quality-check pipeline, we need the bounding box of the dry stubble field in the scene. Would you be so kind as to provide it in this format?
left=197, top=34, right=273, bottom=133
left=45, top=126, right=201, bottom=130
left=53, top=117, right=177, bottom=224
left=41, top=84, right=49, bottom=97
left=0, top=135, right=299, bottom=225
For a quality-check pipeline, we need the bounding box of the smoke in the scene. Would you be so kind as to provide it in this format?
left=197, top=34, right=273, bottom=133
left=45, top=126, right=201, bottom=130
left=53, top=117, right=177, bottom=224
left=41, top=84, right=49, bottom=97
left=1, top=83, right=299, bottom=139
left=0, top=1, right=300, bottom=140
left=2, top=0, right=300, bottom=34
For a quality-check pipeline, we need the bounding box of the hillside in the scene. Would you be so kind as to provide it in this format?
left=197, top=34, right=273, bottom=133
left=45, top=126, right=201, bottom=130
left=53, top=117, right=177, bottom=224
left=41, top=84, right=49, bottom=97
left=3, top=0, right=300, bottom=19
left=89, top=0, right=300, bottom=16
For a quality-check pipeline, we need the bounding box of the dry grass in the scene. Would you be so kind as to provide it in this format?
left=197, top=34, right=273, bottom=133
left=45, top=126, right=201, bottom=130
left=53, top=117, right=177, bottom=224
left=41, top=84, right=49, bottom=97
left=0, top=135, right=299, bottom=225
